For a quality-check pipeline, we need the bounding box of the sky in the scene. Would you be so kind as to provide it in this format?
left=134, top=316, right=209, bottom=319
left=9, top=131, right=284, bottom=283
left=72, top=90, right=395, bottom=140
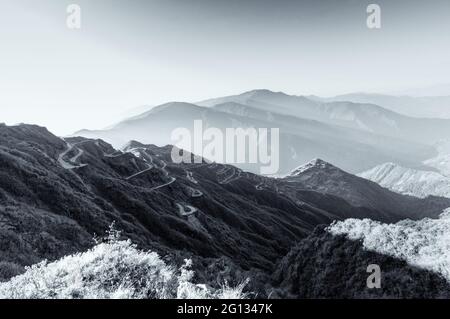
left=1, top=0, right=450, bottom=135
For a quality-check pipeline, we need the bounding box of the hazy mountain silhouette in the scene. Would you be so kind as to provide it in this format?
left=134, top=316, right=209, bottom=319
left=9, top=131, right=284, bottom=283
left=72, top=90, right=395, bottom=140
left=199, top=89, right=450, bottom=144
left=75, top=92, right=437, bottom=175
left=318, top=92, right=450, bottom=119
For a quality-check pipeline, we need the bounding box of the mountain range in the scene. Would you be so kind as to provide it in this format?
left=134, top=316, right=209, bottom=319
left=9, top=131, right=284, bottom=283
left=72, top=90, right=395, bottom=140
left=76, top=89, right=450, bottom=175
left=199, top=90, right=450, bottom=144
left=2, top=123, right=450, bottom=297
left=3, top=88, right=450, bottom=298
left=315, top=93, right=450, bottom=119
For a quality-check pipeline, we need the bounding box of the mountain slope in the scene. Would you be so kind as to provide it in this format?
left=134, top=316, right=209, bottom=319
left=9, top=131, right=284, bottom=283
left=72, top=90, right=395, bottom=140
left=4, top=124, right=450, bottom=298
left=2, top=123, right=414, bottom=280
left=328, top=209, right=450, bottom=285
left=279, top=159, right=450, bottom=220
left=273, top=227, right=450, bottom=299
left=3, top=124, right=448, bottom=281
left=358, top=163, right=450, bottom=199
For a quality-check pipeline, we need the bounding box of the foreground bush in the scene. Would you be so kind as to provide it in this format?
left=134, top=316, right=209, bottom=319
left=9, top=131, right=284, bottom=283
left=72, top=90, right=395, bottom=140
left=0, top=227, right=249, bottom=299
left=327, top=208, right=450, bottom=282
left=273, top=227, right=450, bottom=298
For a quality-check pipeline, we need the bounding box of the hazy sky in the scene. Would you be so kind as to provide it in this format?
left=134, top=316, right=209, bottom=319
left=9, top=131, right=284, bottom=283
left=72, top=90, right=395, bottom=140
left=1, top=0, right=450, bottom=135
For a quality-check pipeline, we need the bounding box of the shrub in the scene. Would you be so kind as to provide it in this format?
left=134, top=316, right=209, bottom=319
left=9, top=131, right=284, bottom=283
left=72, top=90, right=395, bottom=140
left=0, top=225, right=249, bottom=299
left=327, top=208, right=450, bottom=282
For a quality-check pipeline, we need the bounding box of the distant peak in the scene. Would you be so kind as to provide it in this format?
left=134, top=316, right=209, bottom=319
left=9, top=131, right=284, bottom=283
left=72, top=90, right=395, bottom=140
left=122, top=140, right=146, bottom=151
left=117, top=102, right=204, bottom=124
left=290, top=158, right=334, bottom=176
left=149, top=102, right=202, bottom=113
left=242, top=89, right=286, bottom=96
left=243, top=89, right=276, bottom=94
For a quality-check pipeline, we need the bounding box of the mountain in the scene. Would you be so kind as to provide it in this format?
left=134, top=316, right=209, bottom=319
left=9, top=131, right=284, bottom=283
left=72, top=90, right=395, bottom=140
left=279, top=159, right=450, bottom=220
left=320, top=93, right=450, bottom=119
left=2, top=124, right=449, bottom=282
left=274, top=206, right=450, bottom=298
left=199, top=89, right=450, bottom=145
left=359, top=163, right=450, bottom=199
left=4, top=123, right=450, bottom=298
left=392, top=83, right=450, bottom=97
left=327, top=209, right=450, bottom=290
left=273, top=227, right=450, bottom=299
left=199, top=90, right=321, bottom=118
left=76, top=100, right=435, bottom=175
left=424, top=139, right=450, bottom=177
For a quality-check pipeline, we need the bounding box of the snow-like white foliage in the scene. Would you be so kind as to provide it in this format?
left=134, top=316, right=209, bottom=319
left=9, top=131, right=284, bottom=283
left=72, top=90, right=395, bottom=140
left=422, top=138, right=450, bottom=178
left=327, top=209, right=450, bottom=281
left=176, top=259, right=250, bottom=299
left=0, top=227, right=249, bottom=299
left=290, top=158, right=331, bottom=176
left=359, top=162, right=450, bottom=198
left=425, top=155, right=450, bottom=178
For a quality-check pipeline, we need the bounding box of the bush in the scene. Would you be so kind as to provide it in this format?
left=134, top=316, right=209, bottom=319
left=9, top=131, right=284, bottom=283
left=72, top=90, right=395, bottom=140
left=327, top=208, right=450, bottom=282
left=0, top=225, right=249, bottom=299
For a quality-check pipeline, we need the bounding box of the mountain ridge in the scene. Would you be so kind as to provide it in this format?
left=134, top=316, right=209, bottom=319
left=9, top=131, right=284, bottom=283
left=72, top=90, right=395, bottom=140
left=359, top=162, right=450, bottom=199
left=74, top=91, right=436, bottom=175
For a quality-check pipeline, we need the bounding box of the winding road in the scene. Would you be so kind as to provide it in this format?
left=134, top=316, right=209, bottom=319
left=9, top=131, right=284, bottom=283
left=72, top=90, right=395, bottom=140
left=149, top=176, right=176, bottom=191
left=70, top=148, right=85, bottom=164
left=104, top=152, right=127, bottom=158
left=255, top=182, right=265, bottom=190
left=125, top=152, right=176, bottom=191
left=148, top=160, right=177, bottom=190
left=176, top=203, right=198, bottom=216
left=189, top=187, right=203, bottom=198
left=58, top=142, right=88, bottom=169
left=126, top=164, right=154, bottom=180
left=186, top=171, right=198, bottom=184
left=218, top=167, right=242, bottom=185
